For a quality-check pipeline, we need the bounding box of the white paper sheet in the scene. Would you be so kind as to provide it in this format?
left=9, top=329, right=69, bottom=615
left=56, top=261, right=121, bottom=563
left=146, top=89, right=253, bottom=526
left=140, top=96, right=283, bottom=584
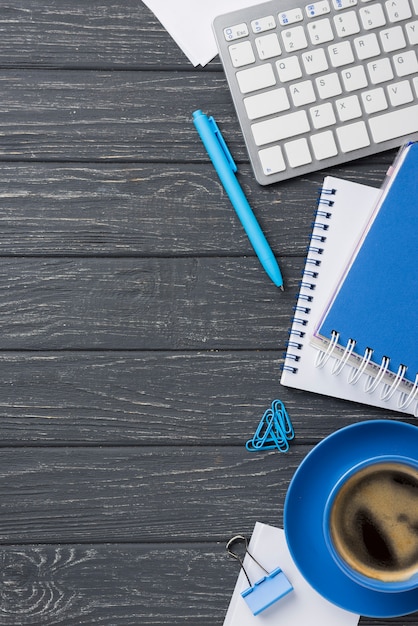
left=223, top=523, right=360, bottom=626
left=142, top=0, right=267, bottom=66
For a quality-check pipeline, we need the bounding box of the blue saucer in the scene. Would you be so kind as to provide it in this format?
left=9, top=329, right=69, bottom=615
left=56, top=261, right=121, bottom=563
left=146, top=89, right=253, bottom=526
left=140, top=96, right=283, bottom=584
left=284, top=420, right=418, bottom=618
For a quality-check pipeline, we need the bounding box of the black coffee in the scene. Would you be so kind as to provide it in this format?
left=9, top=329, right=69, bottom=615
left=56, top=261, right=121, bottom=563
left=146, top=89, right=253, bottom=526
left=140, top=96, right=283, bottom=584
left=330, top=462, right=418, bottom=582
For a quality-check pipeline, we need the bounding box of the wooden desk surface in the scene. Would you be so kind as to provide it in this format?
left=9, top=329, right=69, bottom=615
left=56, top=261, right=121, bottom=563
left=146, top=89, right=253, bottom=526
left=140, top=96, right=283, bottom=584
left=0, top=2, right=416, bottom=624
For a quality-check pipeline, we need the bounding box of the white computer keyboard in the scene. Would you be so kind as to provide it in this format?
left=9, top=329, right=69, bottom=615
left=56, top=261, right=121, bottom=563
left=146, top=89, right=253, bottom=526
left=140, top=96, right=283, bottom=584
left=213, top=0, right=418, bottom=184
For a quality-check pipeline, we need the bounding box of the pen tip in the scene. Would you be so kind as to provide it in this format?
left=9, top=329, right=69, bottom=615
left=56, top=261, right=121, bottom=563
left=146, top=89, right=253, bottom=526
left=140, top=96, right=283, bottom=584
left=280, top=284, right=284, bottom=292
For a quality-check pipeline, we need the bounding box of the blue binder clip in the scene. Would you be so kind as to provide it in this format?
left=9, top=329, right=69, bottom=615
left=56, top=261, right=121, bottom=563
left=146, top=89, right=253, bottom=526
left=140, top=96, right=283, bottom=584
left=226, top=535, right=293, bottom=616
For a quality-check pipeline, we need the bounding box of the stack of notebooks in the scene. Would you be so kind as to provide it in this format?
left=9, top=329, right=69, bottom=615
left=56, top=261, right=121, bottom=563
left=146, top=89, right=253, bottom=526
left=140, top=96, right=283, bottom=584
left=281, top=142, right=418, bottom=417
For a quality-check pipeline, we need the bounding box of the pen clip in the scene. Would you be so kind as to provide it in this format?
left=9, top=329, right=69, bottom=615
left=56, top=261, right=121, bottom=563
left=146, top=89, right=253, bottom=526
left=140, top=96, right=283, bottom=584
left=208, top=116, right=238, bottom=173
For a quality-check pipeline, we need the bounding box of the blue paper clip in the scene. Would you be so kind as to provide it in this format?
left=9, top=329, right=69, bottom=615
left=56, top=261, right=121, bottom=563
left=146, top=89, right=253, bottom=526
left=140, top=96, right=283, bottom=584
left=246, top=399, right=294, bottom=452
left=227, top=535, right=293, bottom=616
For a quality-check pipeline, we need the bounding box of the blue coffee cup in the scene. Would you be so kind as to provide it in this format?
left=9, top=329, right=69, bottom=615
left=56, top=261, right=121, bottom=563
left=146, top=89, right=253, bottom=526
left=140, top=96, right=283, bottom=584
left=323, top=455, right=418, bottom=594
left=284, top=420, right=418, bottom=617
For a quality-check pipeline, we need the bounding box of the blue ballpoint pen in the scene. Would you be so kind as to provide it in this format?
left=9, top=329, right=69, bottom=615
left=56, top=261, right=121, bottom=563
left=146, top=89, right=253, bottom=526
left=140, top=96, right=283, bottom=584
left=192, top=110, right=284, bottom=290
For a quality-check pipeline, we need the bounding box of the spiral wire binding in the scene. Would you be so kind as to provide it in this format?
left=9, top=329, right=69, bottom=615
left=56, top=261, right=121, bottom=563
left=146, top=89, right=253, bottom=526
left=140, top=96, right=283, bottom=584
left=398, top=373, right=418, bottom=412
left=282, top=186, right=335, bottom=376
left=283, top=185, right=418, bottom=416
left=331, top=338, right=356, bottom=376
left=346, top=346, right=373, bottom=385
left=364, top=355, right=390, bottom=393
left=316, top=325, right=418, bottom=415
left=380, top=364, right=407, bottom=401
left=313, top=329, right=339, bottom=368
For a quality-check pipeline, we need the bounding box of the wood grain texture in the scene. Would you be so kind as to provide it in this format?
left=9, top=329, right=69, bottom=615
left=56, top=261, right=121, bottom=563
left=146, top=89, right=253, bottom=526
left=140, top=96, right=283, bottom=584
left=0, top=1, right=197, bottom=69
left=0, top=163, right=315, bottom=256
left=0, top=444, right=301, bottom=542
left=0, top=351, right=403, bottom=446
left=0, top=544, right=231, bottom=626
left=0, top=256, right=302, bottom=349
left=0, top=162, right=389, bottom=257
left=0, top=3, right=416, bottom=625
left=0, top=544, right=417, bottom=626
left=0, top=70, right=231, bottom=161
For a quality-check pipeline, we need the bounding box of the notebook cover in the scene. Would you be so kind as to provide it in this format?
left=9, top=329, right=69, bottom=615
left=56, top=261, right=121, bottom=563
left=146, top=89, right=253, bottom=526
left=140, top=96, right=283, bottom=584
left=314, top=142, right=418, bottom=384
left=281, top=175, right=417, bottom=415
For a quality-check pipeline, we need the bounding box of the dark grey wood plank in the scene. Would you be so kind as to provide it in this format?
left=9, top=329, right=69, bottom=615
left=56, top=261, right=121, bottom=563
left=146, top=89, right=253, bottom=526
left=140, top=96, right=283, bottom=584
left=0, top=445, right=311, bottom=543
left=0, top=543, right=232, bottom=626
left=0, top=70, right=231, bottom=162
left=0, top=257, right=302, bottom=349
left=0, top=1, right=199, bottom=70
left=0, top=162, right=388, bottom=257
left=0, top=70, right=398, bottom=166
left=1, top=543, right=415, bottom=626
left=0, top=163, right=315, bottom=256
left=0, top=6, right=414, bottom=626
left=0, top=351, right=409, bottom=446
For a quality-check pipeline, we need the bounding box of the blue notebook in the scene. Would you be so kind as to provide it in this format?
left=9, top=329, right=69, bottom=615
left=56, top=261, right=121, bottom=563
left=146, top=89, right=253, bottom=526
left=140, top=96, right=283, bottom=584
left=313, top=142, right=418, bottom=391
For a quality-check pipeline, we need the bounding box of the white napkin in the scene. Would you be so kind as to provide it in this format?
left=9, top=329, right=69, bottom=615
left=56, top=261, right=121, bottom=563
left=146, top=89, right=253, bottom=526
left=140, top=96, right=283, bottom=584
left=142, top=0, right=267, bottom=66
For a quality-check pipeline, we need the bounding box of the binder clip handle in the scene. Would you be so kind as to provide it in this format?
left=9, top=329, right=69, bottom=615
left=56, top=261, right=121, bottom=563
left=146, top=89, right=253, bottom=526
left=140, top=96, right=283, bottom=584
left=226, top=534, right=269, bottom=586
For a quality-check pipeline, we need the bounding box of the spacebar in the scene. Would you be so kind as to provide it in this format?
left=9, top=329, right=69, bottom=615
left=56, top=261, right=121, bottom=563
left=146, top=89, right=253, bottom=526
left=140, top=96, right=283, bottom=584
left=369, top=105, right=418, bottom=143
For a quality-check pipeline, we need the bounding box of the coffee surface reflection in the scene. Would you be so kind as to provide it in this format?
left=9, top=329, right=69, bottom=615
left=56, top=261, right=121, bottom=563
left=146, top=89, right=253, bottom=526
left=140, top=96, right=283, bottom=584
left=330, top=462, right=418, bottom=583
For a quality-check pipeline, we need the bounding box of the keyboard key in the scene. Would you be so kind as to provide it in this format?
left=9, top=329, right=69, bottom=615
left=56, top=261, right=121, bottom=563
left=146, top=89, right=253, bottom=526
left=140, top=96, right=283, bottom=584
left=310, top=102, right=337, bottom=127
left=341, top=64, right=368, bottom=90
left=333, top=10, right=361, bottom=36
left=361, top=86, right=388, bottom=112
left=337, top=121, right=370, bottom=151
left=244, top=88, right=290, bottom=119
left=405, top=20, right=418, bottom=44
left=258, top=145, right=286, bottom=175
left=311, top=130, right=338, bottom=159
left=380, top=25, right=407, bottom=51
left=251, top=110, right=310, bottom=145
left=276, top=55, right=303, bottom=81
left=302, top=47, right=329, bottom=73
left=367, top=57, right=394, bottom=83
left=282, top=25, right=309, bottom=51
left=308, top=18, right=335, bottom=43
left=229, top=41, right=256, bottom=67
left=290, top=80, right=316, bottom=105
left=284, top=138, right=312, bottom=166
left=316, top=71, right=343, bottom=97
left=387, top=79, right=414, bottom=105
left=369, top=104, right=418, bottom=141
left=278, top=8, right=304, bottom=25
left=332, top=0, right=358, bottom=9
left=224, top=23, right=249, bottom=41
left=251, top=15, right=276, bottom=33
left=354, top=32, right=381, bottom=58
left=360, top=4, right=386, bottom=29
left=236, top=63, right=276, bottom=93
left=306, top=1, right=331, bottom=18
left=393, top=49, right=418, bottom=76
left=255, top=33, right=282, bottom=59
left=336, top=94, right=362, bottom=120
left=328, top=40, right=355, bottom=66
left=385, top=0, right=412, bottom=22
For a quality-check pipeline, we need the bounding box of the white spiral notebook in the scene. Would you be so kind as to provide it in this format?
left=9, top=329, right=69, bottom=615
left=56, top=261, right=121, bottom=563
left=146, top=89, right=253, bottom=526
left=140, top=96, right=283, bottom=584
left=280, top=174, right=418, bottom=417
